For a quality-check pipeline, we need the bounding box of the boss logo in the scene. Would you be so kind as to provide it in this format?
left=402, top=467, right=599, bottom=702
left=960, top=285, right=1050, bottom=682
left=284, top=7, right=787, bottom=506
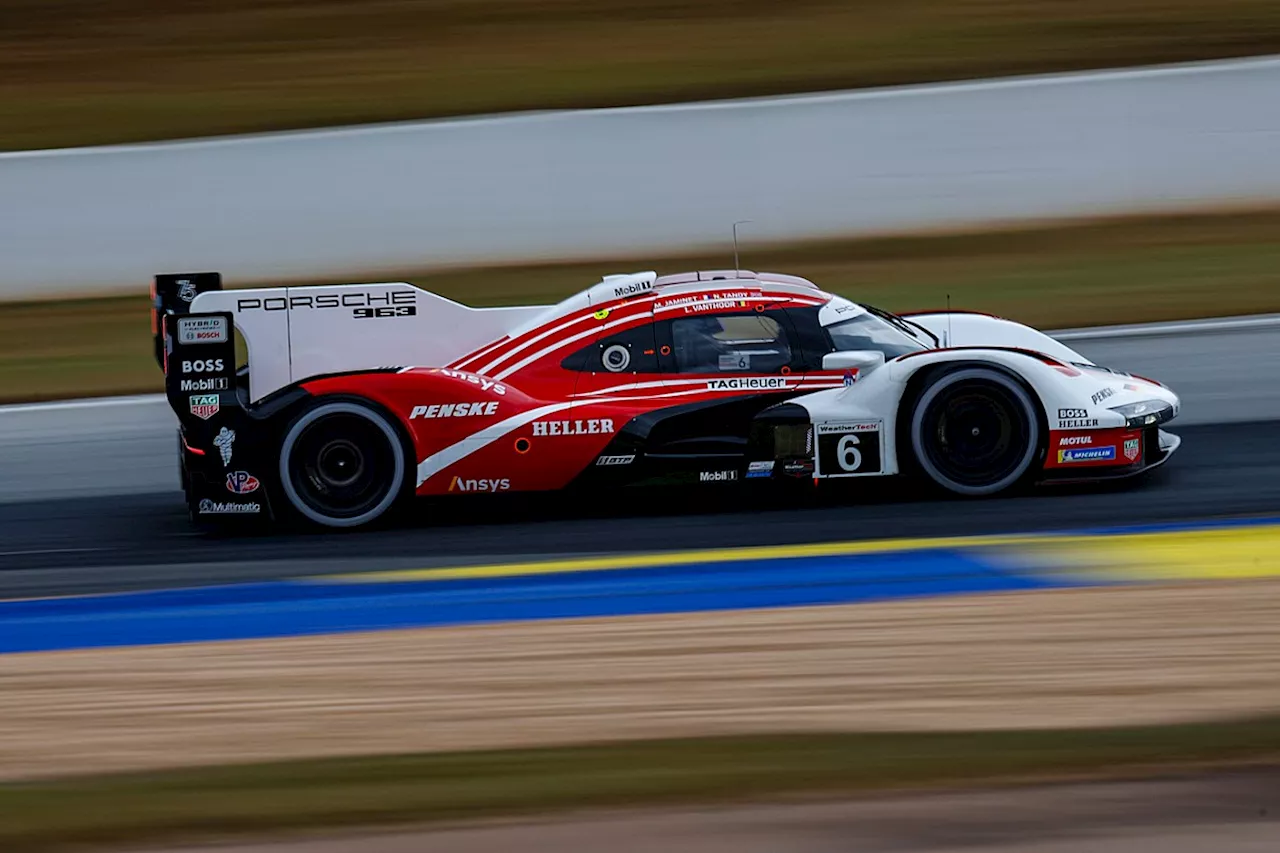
left=1058, top=408, right=1088, bottom=419
left=181, top=358, right=224, bottom=374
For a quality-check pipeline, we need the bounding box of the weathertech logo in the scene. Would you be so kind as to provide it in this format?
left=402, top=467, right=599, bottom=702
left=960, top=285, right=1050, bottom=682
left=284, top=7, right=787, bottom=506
left=448, top=476, right=510, bottom=492
left=410, top=402, right=499, bottom=419
left=532, top=419, right=615, bottom=436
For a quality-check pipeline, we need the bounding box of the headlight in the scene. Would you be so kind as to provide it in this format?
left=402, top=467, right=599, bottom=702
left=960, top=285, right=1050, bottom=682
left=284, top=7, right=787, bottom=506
left=1109, top=400, right=1173, bottom=428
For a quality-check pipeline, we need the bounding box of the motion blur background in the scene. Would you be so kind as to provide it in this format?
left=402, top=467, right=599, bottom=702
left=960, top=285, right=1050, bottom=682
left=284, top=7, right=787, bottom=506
left=2, top=2, right=1280, bottom=851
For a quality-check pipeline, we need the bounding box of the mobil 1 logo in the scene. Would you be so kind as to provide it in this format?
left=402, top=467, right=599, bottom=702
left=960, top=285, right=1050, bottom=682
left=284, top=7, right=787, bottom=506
left=814, top=420, right=883, bottom=477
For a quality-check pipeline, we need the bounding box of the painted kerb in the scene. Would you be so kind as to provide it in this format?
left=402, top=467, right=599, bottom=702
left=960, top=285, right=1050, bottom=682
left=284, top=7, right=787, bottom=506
left=3, top=56, right=1280, bottom=297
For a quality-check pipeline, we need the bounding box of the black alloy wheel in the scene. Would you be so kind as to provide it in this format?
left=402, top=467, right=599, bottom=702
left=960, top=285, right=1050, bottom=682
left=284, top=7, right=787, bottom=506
left=279, top=401, right=406, bottom=528
left=909, top=367, right=1040, bottom=496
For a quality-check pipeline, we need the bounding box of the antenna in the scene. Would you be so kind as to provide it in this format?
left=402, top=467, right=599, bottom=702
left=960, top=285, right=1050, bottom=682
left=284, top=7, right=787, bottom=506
left=732, top=220, right=752, bottom=276
left=946, top=293, right=953, bottom=348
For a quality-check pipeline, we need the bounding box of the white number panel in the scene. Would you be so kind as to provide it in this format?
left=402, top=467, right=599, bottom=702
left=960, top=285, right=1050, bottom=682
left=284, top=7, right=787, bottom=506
left=814, top=420, right=884, bottom=478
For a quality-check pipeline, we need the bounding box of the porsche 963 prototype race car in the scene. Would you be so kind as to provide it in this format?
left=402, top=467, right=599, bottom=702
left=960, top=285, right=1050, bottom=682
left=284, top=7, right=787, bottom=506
left=153, top=269, right=1180, bottom=529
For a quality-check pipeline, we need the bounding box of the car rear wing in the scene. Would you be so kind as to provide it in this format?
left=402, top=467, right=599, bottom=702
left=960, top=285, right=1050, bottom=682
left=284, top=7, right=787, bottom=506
left=160, top=310, right=240, bottom=427
left=151, top=273, right=222, bottom=368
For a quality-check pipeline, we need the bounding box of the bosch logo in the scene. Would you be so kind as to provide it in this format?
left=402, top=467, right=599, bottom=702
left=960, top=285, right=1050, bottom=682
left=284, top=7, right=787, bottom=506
left=182, top=358, right=224, bottom=374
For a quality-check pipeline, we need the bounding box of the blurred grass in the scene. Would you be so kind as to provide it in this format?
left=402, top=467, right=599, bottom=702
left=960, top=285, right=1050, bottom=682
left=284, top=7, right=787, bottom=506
left=2, top=0, right=1280, bottom=150
left=4, top=208, right=1280, bottom=403
left=3, top=719, right=1280, bottom=852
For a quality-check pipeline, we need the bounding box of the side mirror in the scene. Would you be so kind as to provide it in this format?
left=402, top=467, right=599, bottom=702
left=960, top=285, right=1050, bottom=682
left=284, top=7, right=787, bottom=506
left=822, top=350, right=885, bottom=374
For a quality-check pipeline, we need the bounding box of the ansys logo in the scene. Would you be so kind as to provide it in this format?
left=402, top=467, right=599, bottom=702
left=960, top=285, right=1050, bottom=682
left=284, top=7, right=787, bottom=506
left=448, top=476, right=510, bottom=492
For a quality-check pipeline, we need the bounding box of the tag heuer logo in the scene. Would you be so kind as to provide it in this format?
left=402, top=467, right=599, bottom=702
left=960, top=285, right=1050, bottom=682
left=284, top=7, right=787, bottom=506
left=189, top=394, right=220, bottom=420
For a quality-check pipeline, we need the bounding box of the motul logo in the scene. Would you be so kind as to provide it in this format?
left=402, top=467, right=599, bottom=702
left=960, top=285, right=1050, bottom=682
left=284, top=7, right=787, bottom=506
left=448, top=476, right=510, bottom=492
left=1058, top=435, right=1094, bottom=446
left=532, top=419, right=615, bottom=436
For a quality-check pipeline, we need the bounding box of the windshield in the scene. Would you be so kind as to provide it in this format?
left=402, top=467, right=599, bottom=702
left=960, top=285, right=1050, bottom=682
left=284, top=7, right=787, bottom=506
left=826, top=312, right=929, bottom=358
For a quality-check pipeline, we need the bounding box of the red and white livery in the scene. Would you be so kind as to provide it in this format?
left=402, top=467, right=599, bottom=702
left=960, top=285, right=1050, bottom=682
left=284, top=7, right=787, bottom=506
left=152, top=269, right=1181, bottom=529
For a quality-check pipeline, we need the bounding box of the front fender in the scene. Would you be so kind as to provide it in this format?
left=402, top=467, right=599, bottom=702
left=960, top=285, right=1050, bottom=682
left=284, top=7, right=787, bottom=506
left=903, top=312, right=1089, bottom=365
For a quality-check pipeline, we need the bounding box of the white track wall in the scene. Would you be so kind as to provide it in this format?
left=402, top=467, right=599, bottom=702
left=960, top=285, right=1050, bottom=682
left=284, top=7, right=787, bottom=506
left=3, top=56, right=1280, bottom=298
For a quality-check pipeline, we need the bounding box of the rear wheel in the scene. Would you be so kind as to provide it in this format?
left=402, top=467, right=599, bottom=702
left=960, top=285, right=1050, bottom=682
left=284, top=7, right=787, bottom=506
left=278, top=401, right=406, bottom=528
left=909, top=367, right=1040, bottom=496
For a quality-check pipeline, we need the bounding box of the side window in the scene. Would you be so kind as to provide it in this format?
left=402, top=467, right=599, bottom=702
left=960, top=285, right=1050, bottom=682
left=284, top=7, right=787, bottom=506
left=666, top=313, right=793, bottom=374
left=560, top=322, right=659, bottom=374
left=785, top=306, right=836, bottom=370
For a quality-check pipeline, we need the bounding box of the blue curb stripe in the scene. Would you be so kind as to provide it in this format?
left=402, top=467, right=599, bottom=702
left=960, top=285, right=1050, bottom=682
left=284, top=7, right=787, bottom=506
left=0, top=550, right=1070, bottom=654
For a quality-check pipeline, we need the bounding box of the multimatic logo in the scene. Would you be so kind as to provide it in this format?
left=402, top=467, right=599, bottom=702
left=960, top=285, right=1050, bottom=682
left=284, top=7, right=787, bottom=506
left=532, top=419, right=615, bottom=436
left=236, top=290, right=416, bottom=319
left=198, top=498, right=260, bottom=514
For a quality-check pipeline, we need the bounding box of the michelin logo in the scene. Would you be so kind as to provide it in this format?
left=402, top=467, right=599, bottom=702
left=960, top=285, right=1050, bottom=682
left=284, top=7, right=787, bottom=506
left=1058, top=446, right=1117, bottom=463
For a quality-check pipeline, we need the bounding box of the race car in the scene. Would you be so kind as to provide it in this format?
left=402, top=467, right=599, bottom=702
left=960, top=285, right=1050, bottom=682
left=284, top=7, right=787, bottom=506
left=152, top=269, right=1181, bottom=529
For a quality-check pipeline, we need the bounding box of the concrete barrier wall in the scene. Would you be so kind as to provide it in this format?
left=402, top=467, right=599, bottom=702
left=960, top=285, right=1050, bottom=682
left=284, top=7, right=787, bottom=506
left=3, top=56, right=1279, bottom=298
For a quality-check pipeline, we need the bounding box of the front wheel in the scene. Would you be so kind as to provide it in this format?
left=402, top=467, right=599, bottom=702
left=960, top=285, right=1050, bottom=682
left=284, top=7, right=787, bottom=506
left=278, top=400, right=407, bottom=528
left=908, top=367, right=1041, bottom=496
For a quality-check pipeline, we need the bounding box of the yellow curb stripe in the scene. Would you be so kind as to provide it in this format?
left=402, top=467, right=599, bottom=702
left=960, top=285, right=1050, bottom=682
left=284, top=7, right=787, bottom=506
left=311, top=522, right=1280, bottom=586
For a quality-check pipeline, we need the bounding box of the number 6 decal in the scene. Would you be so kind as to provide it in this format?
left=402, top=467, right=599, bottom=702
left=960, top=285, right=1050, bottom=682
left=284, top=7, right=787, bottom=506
left=836, top=434, right=862, bottom=471
left=815, top=421, right=883, bottom=478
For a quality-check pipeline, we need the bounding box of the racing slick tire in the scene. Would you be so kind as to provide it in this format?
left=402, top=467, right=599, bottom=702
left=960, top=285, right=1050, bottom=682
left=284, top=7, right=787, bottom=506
left=908, top=367, right=1041, bottom=497
left=278, top=400, right=407, bottom=528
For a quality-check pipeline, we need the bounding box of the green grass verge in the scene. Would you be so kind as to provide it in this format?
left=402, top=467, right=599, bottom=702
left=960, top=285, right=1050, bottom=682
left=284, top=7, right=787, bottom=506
left=3, top=0, right=1280, bottom=150
left=4, top=208, right=1280, bottom=404
left=4, top=719, right=1280, bottom=852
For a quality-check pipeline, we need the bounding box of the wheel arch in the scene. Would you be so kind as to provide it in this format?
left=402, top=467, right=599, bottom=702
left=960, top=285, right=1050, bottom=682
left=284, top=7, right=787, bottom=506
left=893, top=358, right=1050, bottom=477
left=275, top=392, right=418, bottom=528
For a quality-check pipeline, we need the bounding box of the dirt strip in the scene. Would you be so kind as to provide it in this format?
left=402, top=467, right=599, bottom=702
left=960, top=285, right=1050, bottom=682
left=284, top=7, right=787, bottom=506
left=2, top=580, right=1279, bottom=781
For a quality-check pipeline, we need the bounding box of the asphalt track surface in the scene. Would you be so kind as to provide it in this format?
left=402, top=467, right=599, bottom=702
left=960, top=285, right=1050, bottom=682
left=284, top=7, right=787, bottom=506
left=2, top=319, right=1278, bottom=597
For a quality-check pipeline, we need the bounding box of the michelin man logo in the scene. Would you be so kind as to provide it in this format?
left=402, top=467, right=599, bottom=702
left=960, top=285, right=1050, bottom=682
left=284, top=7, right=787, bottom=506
left=213, top=426, right=235, bottom=467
